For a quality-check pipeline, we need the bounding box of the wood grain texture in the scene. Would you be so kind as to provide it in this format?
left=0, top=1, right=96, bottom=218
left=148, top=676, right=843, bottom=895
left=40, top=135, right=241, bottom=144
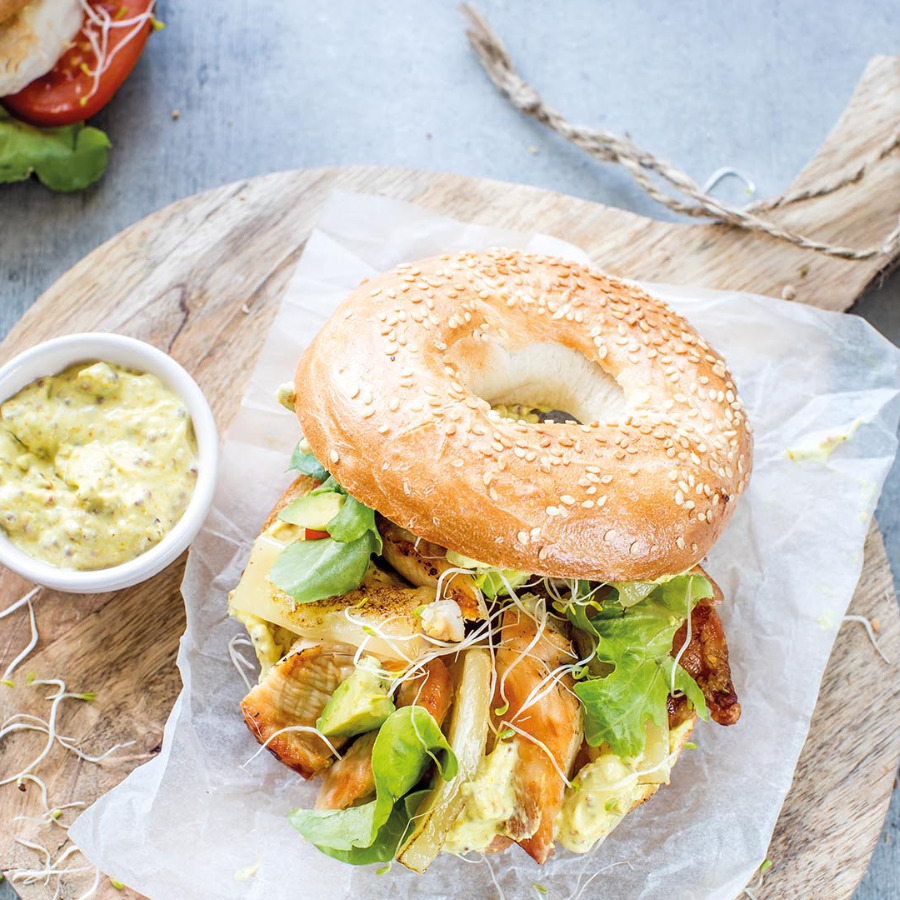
left=1, top=56, right=899, bottom=900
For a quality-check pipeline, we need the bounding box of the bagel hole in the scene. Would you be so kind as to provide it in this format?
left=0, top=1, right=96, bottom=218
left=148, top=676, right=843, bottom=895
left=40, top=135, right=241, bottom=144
left=466, top=341, right=626, bottom=425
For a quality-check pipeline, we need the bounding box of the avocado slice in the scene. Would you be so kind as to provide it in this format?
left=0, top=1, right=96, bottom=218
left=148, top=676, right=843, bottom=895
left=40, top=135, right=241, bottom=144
left=278, top=491, right=345, bottom=531
left=316, top=656, right=396, bottom=738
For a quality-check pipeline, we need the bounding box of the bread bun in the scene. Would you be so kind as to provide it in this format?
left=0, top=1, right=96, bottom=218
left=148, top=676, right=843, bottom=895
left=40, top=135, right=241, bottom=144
left=0, top=0, right=82, bottom=96
left=0, top=0, right=32, bottom=26
left=296, top=249, right=752, bottom=581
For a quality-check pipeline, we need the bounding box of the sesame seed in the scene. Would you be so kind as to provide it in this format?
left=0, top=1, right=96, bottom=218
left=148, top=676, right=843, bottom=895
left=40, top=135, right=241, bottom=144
left=329, top=450, right=340, bottom=463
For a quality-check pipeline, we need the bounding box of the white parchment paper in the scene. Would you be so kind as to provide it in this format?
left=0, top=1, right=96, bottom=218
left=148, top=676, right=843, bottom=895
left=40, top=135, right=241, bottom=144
left=70, top=191, right=900, bottom=900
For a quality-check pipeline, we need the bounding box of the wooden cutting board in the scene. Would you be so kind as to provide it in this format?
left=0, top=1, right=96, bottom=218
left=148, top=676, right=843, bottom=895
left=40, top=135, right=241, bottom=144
left=1, top=52, right=899, bottom=900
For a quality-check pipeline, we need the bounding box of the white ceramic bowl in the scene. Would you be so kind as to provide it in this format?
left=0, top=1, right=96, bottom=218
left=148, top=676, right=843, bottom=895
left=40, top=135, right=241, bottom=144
left=0, top=333, right=219, bottom=593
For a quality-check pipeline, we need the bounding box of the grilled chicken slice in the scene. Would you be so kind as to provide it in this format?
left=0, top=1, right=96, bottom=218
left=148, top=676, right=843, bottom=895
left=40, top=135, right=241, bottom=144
left=315, top=657, right=454, bottom=810
left=314, top=730, right=378, bottom=811
left=241, top=640, right=357, bottom=778
left=495, top=605, right=583, bottom=864
left=378, top=517, right=487, bottom=620
left=672, top=601, right=741, bottom=726
left=395, top=656, right=453, bottom=720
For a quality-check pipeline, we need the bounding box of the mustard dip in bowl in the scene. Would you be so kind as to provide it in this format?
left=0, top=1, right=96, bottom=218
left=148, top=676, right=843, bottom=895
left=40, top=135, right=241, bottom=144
left=0, top=333, right=218, bottom=593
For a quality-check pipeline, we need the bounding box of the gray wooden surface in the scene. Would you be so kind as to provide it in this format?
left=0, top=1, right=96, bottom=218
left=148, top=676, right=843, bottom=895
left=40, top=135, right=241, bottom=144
left=1, top=2, right=898, bottom=898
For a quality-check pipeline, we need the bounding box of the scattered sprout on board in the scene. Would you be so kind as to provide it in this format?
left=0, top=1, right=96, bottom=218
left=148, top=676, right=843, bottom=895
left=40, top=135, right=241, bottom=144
left=0, top=587, right=136, bottom=898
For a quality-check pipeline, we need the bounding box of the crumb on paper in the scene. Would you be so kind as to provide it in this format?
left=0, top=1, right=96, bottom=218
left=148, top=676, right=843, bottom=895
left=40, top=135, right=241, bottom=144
left=171, top=109, right=181, bottom=120
left=817, top=609, right=835, bottom=629
left=234, top=861, right=261, bottom=882
left=786, top=419, right=864, bottom=463
left=528, top=145, right=539, bottom=155
left=781, top=285, right=797, bottom=301
left=241, top=303, right=251, bottom=315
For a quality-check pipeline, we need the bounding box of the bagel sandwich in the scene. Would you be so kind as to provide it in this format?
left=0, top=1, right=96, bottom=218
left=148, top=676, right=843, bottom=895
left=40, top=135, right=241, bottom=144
left=1, top=0, right=157, bottom=191
left=228, top=249, right=748, bottom=871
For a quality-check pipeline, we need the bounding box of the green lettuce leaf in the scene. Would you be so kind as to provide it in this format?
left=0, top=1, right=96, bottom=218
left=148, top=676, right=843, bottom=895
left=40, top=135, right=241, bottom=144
left=572, top=574, right=710, bottom=757
left=271, top=466, right=382, bottom=602
left=269, top=531, right=377, bottom=604
left=610, top=581, right=658, bottom=608
left=290, top=706, right=457, bottom=864
left=653, top=574, right=713, bottom=611
left=0, top=111, right=109, bottom=192
left=327, top=493, right=382, bottom=552
left=312, top=790, right=430, bottom=866
left=474, top=567, right=530, bottom=599
left=611, top=573, right=714, bottom=609
left=287, top=446, right=329, bottom=482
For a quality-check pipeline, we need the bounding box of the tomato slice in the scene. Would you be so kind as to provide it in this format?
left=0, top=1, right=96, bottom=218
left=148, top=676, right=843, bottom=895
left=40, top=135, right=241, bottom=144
left=304, top=529, right=330, bottom=541
left=2, top=0, right=155, bottom=127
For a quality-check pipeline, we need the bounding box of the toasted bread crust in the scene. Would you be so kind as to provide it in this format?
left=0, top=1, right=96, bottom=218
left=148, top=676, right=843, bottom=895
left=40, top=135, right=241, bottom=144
left=296, top=249, right=752, bottom=582
left=0, top=0, right=31, bottom=24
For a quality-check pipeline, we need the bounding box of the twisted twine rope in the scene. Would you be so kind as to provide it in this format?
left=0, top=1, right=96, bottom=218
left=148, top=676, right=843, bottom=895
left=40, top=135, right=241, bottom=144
left=463, top=5, right=900, bottom=262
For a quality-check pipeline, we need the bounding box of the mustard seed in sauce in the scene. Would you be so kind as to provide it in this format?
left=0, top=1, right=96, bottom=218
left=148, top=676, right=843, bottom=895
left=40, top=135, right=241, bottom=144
left=0, top=361, right=199, bottom=570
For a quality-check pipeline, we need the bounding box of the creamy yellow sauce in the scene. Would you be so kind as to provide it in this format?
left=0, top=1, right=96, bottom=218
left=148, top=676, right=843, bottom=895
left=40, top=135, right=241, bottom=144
left=444, top=740, right=520, bottom=854
left=0, top=361, right=198, bottom=570
left=556, top=719, right=694, bottom=853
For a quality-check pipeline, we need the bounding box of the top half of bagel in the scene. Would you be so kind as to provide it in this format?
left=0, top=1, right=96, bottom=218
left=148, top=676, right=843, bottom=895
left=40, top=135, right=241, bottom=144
left=295, top=249, right=752, bottom=582
left=0, top=0, right=83, bottom=97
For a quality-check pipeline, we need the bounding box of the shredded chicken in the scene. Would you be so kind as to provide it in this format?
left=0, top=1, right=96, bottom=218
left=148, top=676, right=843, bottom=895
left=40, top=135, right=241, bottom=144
left=237, top=516, right=740, bottom=867
left=495, top=606, right=583, bottom=864
left=378, top=517, right=487, bottom=620
left=314, top=730, right=378, bottom=811
left=241, top=640, right=357, bottom=778
left=669, top=600, right=741, bottom=727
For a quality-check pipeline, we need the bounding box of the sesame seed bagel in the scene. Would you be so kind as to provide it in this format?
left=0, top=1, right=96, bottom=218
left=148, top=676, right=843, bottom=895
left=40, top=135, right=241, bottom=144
left=295, top=249, right=752, bottom=582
